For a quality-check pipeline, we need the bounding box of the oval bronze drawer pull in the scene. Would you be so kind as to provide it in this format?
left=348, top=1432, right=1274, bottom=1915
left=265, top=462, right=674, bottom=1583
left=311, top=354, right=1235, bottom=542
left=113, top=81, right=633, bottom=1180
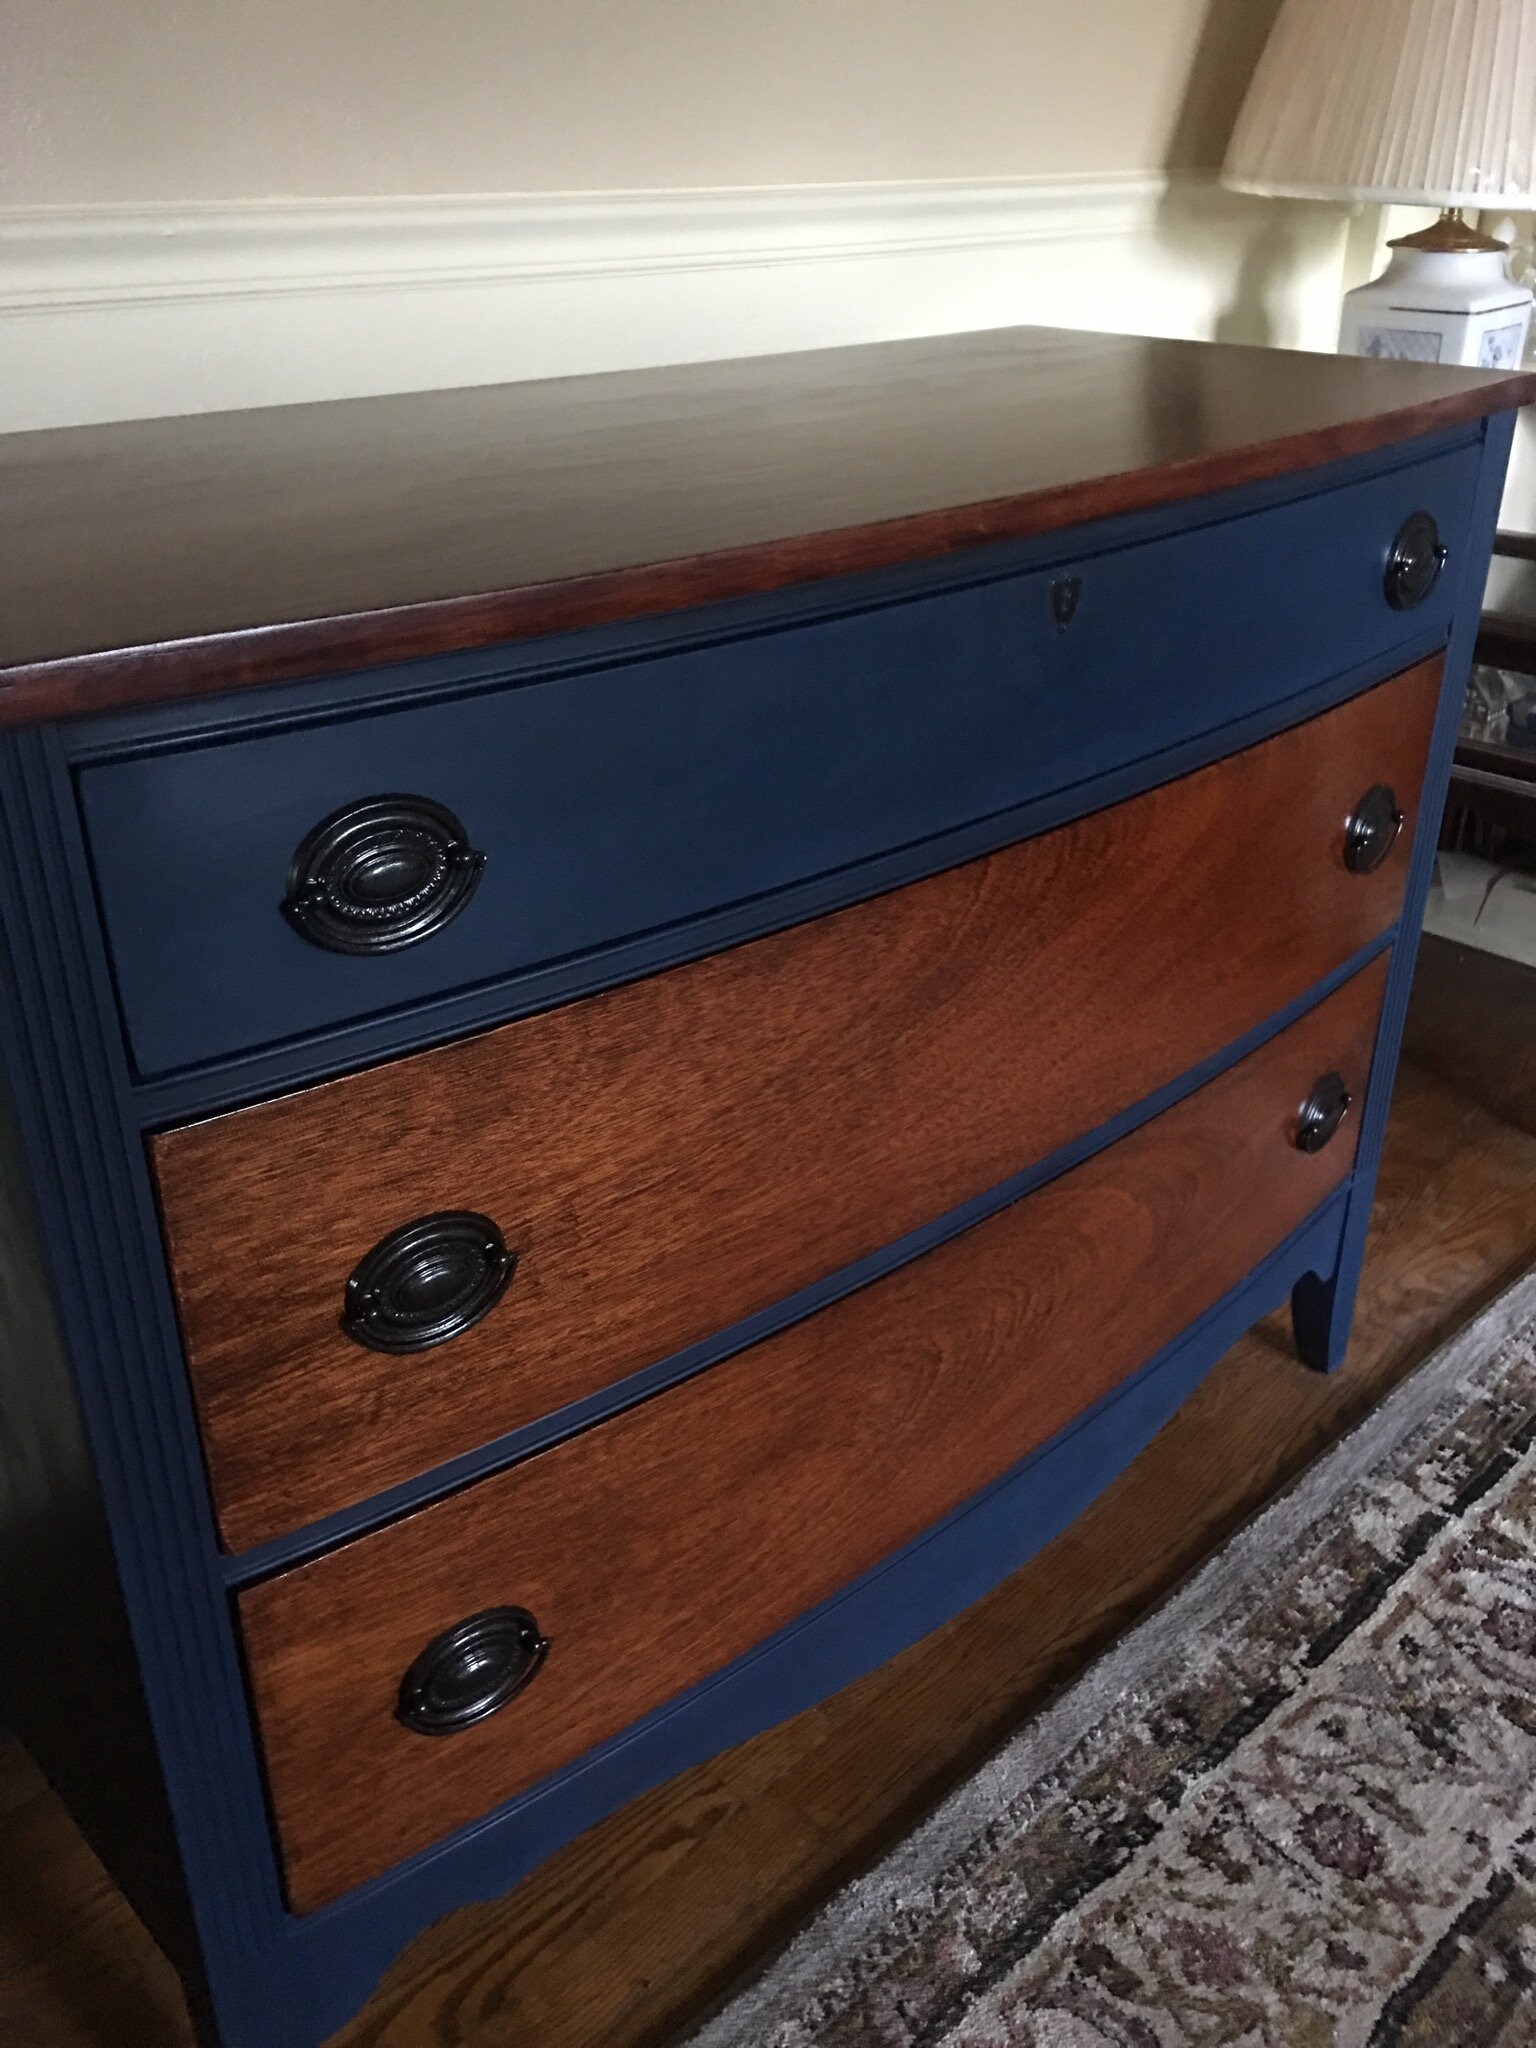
left=1295, top=1071, right=1353, bottom=1154
left=1343, top=782, right=1404, bottom=874
left=1384, top=510, right=1447, bottom=611
left=341, top=1211, right=515, bottom=1354
left=282, top=795, right=485, bottom=955
left=396, top=1607, right=549, bottom=1737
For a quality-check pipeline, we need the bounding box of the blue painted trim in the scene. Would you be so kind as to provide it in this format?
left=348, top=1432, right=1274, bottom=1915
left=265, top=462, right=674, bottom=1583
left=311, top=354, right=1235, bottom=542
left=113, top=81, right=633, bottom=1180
left=0, top=729, right=296, bottom=2047
left=277, top=1184, right=1351, bottom=2047
left=129, top=633, right=1441, bottom=1128
left=225, top=928, right=1396, bottom=1586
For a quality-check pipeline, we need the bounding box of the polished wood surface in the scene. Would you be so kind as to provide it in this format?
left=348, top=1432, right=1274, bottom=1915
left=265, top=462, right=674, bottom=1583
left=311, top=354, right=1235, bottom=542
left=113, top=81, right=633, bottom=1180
left=237, top=958, right=1385, bottom=1912
left=3, top=328, right=1527, bottom=724
left=9, top=1022, right=1536, bottom=2047
left=154, top=661, right=1438, bottom=1552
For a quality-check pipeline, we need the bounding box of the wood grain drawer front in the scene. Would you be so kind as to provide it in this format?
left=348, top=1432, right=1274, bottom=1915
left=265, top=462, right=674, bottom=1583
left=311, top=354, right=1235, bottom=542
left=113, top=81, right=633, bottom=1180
left=154, top=657, right=1440, bottom=1554
left=83, top=439, right=1477, bottom=1077
left=238, top=955, right=1388, bottom=1912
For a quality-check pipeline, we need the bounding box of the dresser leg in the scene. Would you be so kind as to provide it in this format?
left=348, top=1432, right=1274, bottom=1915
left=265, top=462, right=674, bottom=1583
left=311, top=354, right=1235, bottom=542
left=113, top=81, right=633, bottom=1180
left=1290, top=1267, right=1355, bottom=1374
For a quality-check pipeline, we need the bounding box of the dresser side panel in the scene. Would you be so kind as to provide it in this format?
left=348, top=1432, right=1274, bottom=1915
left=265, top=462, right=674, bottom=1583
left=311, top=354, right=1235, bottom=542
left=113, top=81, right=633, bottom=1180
left=0, top=1044, right=200, bottom=1983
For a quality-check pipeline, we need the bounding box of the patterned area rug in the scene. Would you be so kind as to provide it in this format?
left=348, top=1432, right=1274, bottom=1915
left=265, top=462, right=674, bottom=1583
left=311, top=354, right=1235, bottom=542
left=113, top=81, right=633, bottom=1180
left=688, top=1272, right=1536, bottom=2048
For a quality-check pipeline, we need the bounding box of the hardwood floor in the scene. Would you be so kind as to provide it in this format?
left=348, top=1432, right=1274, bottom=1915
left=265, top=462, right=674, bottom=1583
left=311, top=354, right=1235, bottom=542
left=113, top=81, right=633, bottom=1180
left=3, top=938, right=1534, bottom=2048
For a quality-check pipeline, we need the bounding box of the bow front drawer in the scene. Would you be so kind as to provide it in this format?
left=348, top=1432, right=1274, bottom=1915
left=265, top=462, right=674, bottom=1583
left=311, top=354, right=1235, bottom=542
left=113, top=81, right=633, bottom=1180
left=152, top=661, right=1438, bottom=1553
left=236, top=953, right=1388, bottom=1912
left=81, top=441, right=1477, bottom=1076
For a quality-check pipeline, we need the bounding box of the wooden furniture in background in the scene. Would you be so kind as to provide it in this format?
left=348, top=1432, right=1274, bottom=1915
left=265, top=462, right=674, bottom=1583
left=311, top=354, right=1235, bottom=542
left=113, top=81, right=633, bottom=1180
left=1444, top=527, right=1536, bottom=851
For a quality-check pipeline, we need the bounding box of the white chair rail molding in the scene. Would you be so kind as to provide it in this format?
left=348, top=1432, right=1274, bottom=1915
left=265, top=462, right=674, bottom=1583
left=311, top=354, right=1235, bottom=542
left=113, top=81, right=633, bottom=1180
left=0, top=173, right=1352, bottom=432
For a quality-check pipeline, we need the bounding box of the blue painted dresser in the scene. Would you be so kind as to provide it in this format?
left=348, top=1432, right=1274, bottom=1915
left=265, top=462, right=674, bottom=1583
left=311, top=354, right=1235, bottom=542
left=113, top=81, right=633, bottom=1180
left=0, top=327, right=1529, bottom=2046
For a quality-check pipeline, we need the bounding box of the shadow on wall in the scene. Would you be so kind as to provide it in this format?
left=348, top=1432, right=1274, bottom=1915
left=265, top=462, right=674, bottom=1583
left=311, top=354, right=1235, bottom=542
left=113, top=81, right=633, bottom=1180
left=1150, top=0, right=1344, bottom=351
left=1155, top=183, right=1344, bottom=348
left=1210, top=211, right=1329, bottom=345
left=1164, top=0, right=1285, bottom=172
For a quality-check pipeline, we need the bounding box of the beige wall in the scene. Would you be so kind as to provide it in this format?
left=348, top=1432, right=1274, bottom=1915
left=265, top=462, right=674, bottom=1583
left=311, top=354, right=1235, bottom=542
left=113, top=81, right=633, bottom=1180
left=6, top=0, right=1340, bottom=440
left=5, top=0, right=1280, bottom=205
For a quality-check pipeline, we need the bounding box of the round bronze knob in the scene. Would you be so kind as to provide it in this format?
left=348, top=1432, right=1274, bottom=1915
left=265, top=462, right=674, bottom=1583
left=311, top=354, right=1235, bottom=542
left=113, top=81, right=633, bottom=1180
left=1384, top=511, right=1446, bottom=611
left=283, top=795, right=485, bottom=955
left=1295, top=1071, right=1353, bottom=1154
left=397, top=1607, right=549, bottom=1736
left=1344, top=783, right=1404, bottom=874
left=341, top=1211, right=515, bottom=1354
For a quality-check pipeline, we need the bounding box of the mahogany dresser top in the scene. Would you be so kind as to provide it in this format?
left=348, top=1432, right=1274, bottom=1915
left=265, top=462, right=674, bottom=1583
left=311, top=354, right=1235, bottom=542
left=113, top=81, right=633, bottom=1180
left=4, top=324, right=1533, bottom=725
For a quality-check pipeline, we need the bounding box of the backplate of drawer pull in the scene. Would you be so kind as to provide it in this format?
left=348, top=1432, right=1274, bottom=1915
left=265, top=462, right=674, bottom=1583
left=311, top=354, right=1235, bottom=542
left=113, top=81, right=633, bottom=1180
left=396, top=1607, right=549, bottom=1736
left=1294, top=1071, right=1353, bottom=1154
left=1343, top=783, right=1404, bottom=874
left=341, top=1211, right=515, bottom=1354
left=1383, top=510, right=1447, bottom=611
left=282, top=795, right=486, bottom=955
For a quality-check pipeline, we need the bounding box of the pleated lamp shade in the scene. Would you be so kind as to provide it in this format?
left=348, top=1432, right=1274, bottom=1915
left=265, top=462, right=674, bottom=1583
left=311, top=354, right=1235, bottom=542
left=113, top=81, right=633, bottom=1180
left=1224, top=0, right=1536, bottom=210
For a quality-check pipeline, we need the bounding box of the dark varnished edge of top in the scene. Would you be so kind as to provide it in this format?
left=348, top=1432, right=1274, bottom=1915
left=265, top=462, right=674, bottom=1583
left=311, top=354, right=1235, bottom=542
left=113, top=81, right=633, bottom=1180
left=4, top=373, right=1533, bottom=730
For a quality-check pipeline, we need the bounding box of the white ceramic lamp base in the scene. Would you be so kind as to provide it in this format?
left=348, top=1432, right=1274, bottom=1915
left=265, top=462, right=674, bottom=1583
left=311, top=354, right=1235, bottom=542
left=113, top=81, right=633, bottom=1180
left=1340, top=230, right=1533, bottom=369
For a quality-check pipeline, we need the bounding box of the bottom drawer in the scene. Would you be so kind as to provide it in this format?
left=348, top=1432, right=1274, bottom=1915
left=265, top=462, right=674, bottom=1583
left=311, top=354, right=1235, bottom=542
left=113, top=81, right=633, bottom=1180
left=238, top=954, right=1388, bottom=1911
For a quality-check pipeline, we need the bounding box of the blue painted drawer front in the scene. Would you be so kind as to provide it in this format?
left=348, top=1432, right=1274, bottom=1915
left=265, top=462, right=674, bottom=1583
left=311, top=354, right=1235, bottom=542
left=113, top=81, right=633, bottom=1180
left=77, top=440, right=1480, bottom=1076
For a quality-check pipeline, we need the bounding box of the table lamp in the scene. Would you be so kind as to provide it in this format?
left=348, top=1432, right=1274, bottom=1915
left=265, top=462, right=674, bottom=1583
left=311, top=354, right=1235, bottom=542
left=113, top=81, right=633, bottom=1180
left=1223, top=0, right=1536, bottom=368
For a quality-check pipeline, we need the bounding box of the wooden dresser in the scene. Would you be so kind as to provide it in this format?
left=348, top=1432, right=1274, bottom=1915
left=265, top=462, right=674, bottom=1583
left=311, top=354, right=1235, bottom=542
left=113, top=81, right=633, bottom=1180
left=0, top=329, right=1529, bottom=2048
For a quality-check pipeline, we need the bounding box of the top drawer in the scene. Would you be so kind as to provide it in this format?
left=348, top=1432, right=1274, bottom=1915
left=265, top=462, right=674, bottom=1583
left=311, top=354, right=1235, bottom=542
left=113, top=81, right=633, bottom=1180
left=76, top=440, right=1479, bottom=1077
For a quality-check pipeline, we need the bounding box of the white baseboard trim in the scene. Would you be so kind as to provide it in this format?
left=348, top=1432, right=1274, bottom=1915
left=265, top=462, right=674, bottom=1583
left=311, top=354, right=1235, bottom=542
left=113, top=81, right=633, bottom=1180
left=0, top=172, right=1349, bottom=430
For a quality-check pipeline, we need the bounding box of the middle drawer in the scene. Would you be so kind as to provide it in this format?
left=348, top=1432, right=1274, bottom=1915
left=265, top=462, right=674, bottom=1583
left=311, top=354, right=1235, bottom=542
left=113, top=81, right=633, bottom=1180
left=153, top=656, right=1438, bottom=1552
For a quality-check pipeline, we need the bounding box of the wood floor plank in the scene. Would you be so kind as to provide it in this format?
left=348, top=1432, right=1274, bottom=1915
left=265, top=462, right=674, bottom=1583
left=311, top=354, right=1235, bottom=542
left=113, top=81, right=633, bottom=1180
left=4, top=1045, right=1536, bottom=2048
left=0, top=1778, right=190, bottom=2048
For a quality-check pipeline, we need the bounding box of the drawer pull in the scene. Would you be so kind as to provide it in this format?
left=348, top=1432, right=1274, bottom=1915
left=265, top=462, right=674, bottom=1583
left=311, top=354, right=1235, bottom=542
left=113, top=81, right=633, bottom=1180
left=397, top=1606, right=549, bottom=1737
left=1384, top=511, right=1447, bottom=611
left=1295, top=1071, right=1352, bottom=1154
left=342, top=1211, right=515, bottom=1354
left=1343, top=783, right=1404, bottom=874
left=282, top=795, right=485, bottom=955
